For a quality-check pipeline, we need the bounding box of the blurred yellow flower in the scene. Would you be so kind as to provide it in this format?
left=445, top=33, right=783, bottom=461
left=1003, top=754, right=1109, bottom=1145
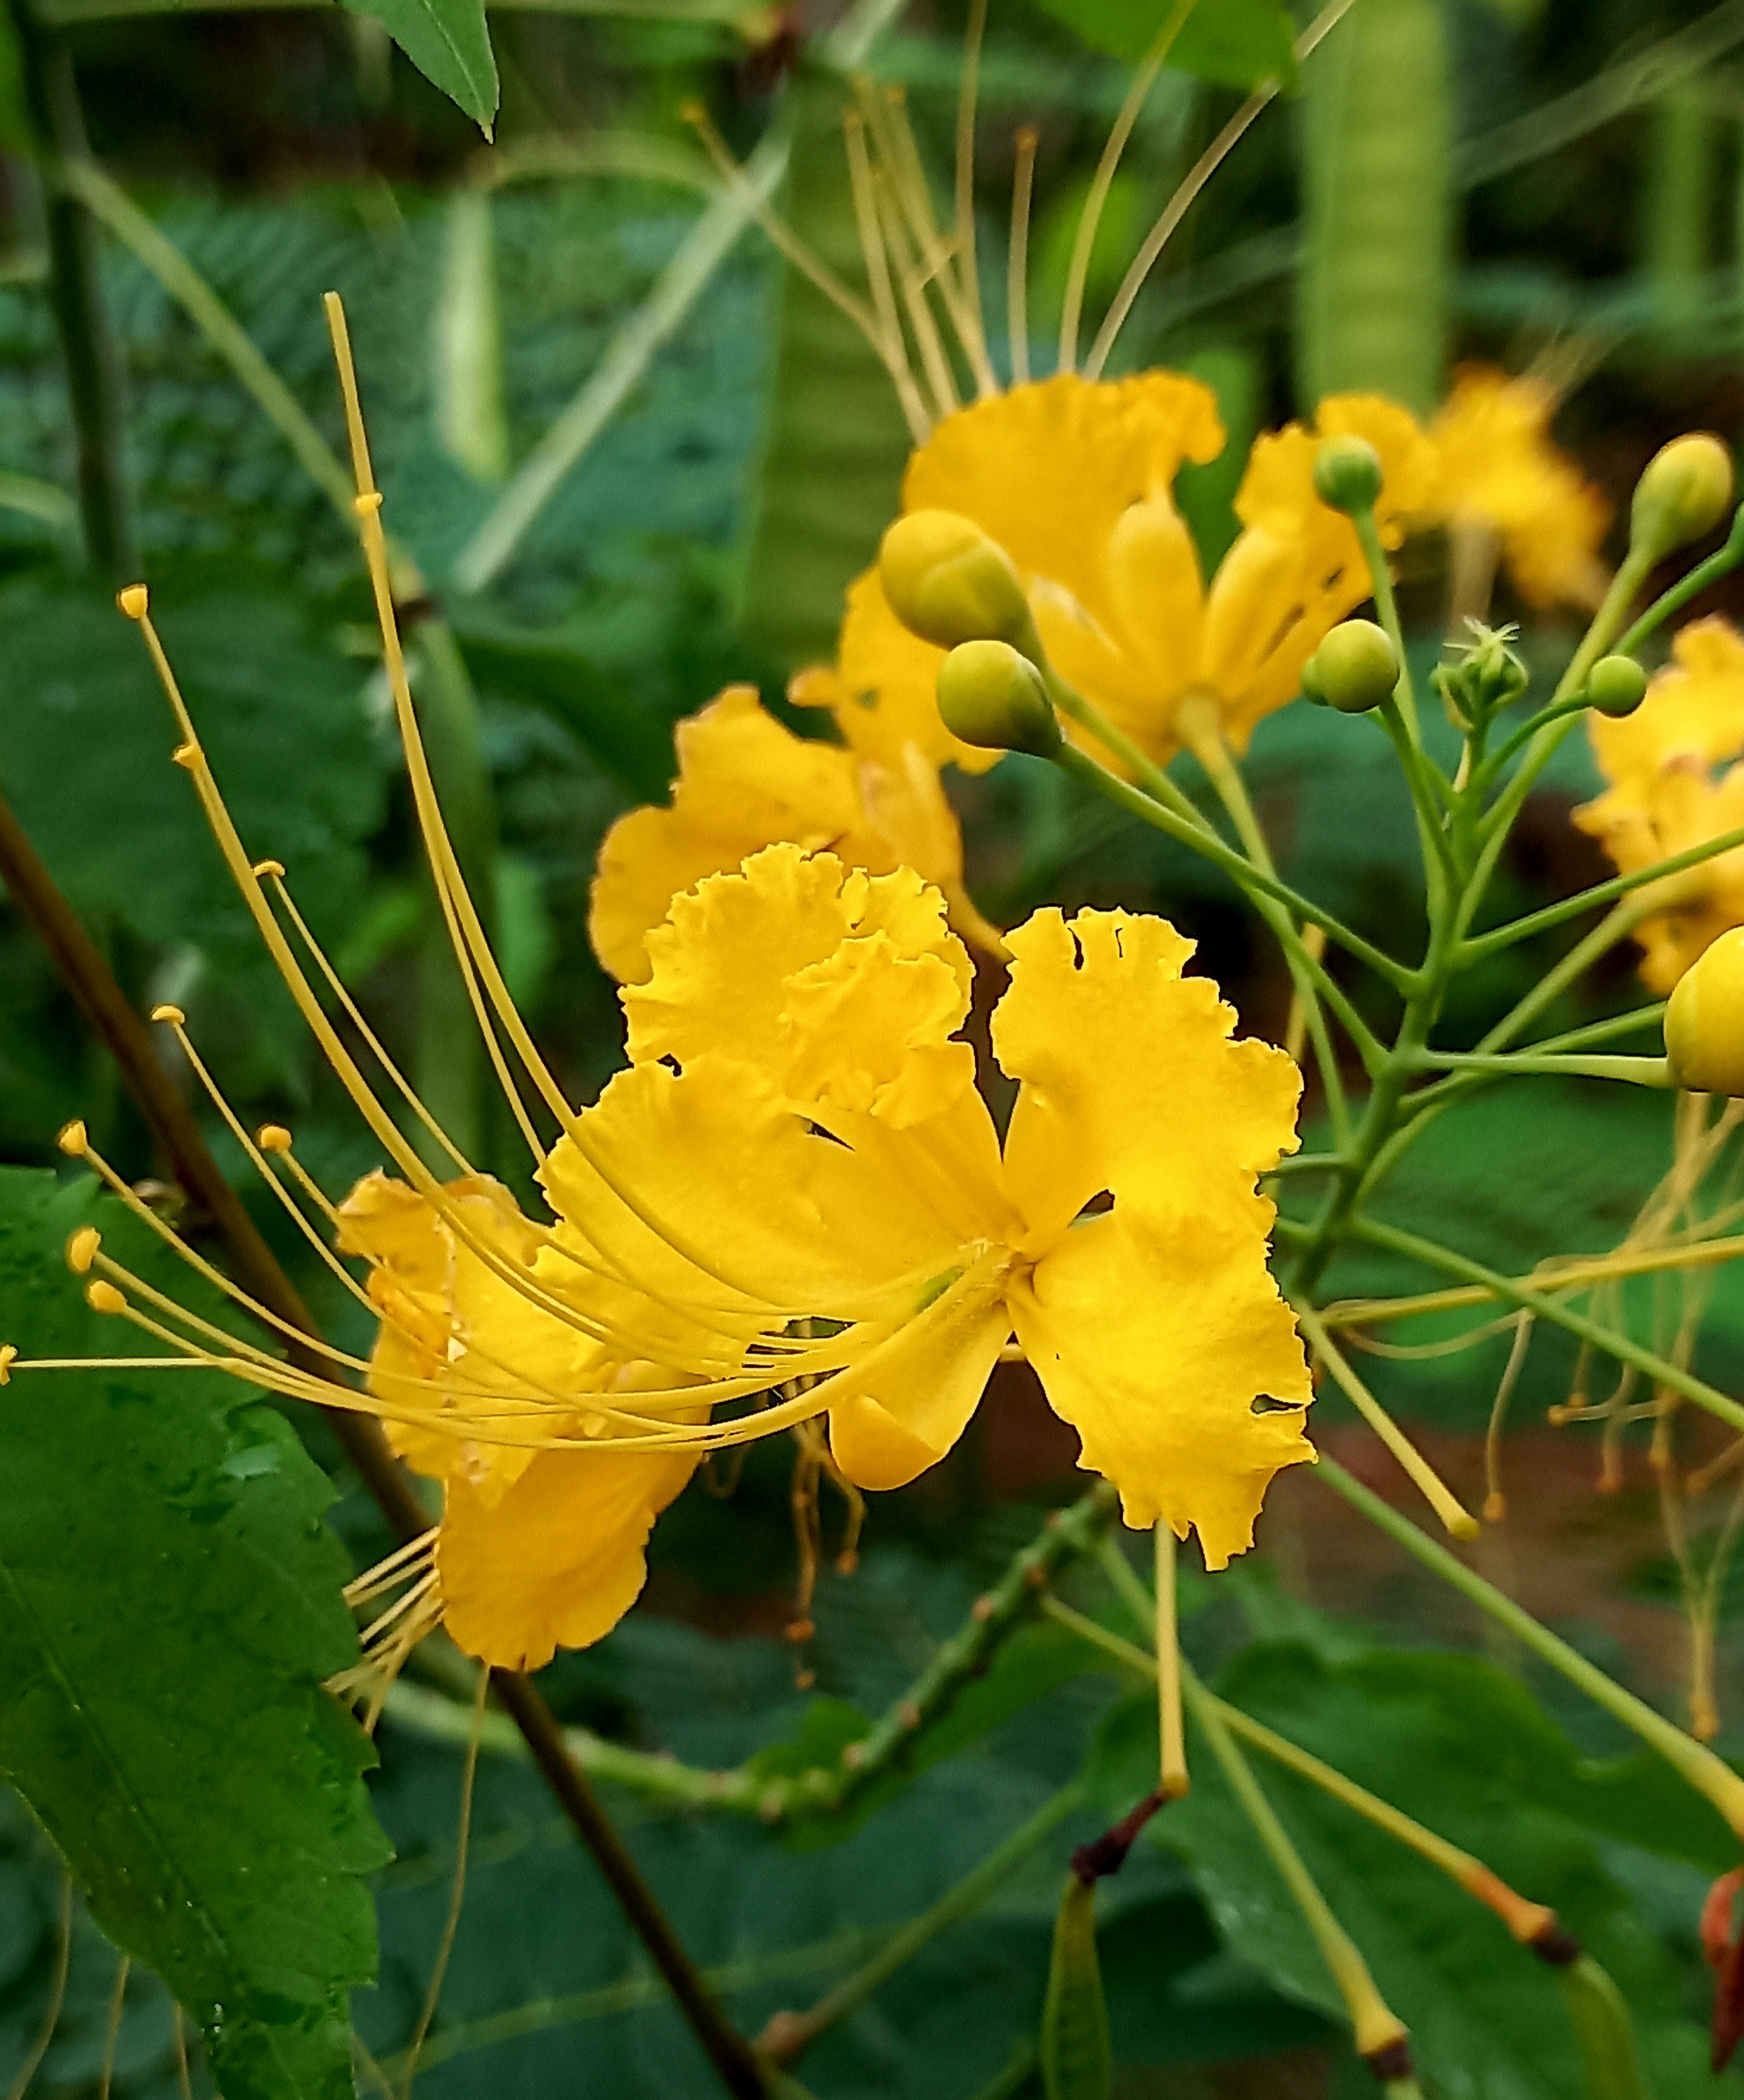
left=1575, top=617, right=1744, bottom=991
left=588, top=683, right=1003, bottom=984
left=817, top=374, right=1433, bottom=771
left=1423, top=366, right=1609, bottom=612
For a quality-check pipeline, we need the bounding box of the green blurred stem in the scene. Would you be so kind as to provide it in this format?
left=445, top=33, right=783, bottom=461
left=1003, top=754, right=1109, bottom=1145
left=1406, top=1049, right=1672, bottom=1085
left=1317, top=1454, right=1744, bottom=1841
left=758, top=1787, right=1081, bottom=2067
left=1351, top=508, right=1419, bottom=736
left=1049, top=742, right=1414, bottom=1000
left=1615, top=504, right=1744, bottom=658
left=9, top=5, right=133, bottom=579
left=1461, top=833, right=1743, bottom=961
left=1184, top=719, right=1356, bottom=1145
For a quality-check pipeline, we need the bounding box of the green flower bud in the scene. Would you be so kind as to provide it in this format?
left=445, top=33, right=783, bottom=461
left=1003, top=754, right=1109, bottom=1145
left=1629, top=433, right=1735, bottom=565
left=1312, top=435, right=1384, bottom=516
left=1586, top=655, right=1649, bottom=718
left=936, top=640, right=1060, bottom=758
left=879, top=510, right=1033, bottom=650
left=1299, top=656, right=1329, bottom=707
left=1307, top=620, right=1398, bottom=714
left=1666, top=929, right=1744, bottom=1095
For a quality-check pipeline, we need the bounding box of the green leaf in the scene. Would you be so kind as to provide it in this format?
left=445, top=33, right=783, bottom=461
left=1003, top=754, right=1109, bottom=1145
left=1029, top=0, right=1298, bottom=90
left=738, top=62, right=914, bottom=672
left=340, top=0, right=498, bottom=130
left=1560, top=1955, right=1657, bottom=2100
left=1120, top=1643, right=1742, bottom=2096
left=0, top=1168, right=390, bottom=2100
left=1041, top=1875, right=1112, bottom=2100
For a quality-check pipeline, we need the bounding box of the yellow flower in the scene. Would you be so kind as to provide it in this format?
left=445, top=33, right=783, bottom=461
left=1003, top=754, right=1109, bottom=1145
left=1575, top=618, right=1744, bottom=992
left=817, top=374, right=1433, bottom=771
left=565, top=843, right=1314, bottom=1562
left=1423, top=366, right=1610, bottom=612
left=588, top=682, right=1002, bottom=984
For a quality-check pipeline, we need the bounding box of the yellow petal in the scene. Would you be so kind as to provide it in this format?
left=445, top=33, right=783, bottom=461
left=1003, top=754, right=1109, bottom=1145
left=623, top=844, right=975, bottom=1125
left=437, top=1436, right=699, bottom=1669
left=827, top=1267, right=1011, bottom=1491
left=989, top=906, right=1310, bottom=1560
left=589, top=686, right=883, bottom=985
left=542, top=1052, right=983, bottom=1328
left=1013, top=1212, right=1312, bottom=1565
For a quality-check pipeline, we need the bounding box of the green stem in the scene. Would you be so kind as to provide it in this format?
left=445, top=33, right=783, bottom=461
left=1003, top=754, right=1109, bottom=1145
left=1408, top=1050, right=1671, bottom=1086
left=759, top=1788, right=1081, bottom=2066
left=1352, top=508, right=1418, bottom=736
left=1468, top=895, right=1654, bottom=1051
left=11, top=6, right=132, bottom=579
left=1189, top=725, right=1358, bottom=1143
left=1353, top=1214, right=1744, bottom=1442
left=1051, top=742, right=1414, bottom=999
left=1462, top=832, right=1744, bottom=961
left=1315, top=1455, right=1744, bottom=1840
left=1614, top=502, right=1744, bottom=658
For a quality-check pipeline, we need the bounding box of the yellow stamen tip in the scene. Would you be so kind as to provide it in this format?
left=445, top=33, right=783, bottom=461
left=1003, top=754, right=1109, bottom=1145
left=678, top=96, right=705, bottom=124
left=57, top=1120, right=88, bottom=1158
left=1450, top=1513, right=1482, bottom=1542
left=257, top=1124, right=293, bottom=1154
left=172, top=742, right=200, bottom=770
left=0, top=1344, right=15, bottom=1386
left=86, top=1279, right=127, bottom=1315
left=150, top=1003, right=186, bottom=1026
left=252, top=858, right=286, bottom=880
left=65, top=1227, right=100, bottom=1275
left=353, top=491, right=383, bottom=517
left=1483, top=1492, right=1506, bottom=1523
left=116, top=584, right=149, bottom=620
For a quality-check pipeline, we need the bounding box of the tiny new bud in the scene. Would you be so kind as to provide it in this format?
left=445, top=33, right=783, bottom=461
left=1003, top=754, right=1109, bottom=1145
left=879, top=510, right=1033, bottom=650
left=1587, top=656, right=1649, bottom=717
left=1312, top=434, right=1384, bottom=516
left=936, top=640, right=1061, bottom=757
left=1629, top=433, right=1734, bottom=564
left=116, top=583, right=149, bottom=621
left=1307, top=620, right=1398, bottom=713
left=1666, top=929, right=1744, bottom=1095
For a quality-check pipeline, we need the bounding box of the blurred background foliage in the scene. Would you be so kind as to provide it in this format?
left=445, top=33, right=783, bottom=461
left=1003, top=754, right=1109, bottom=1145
left=9, top=0, right=1744, bottom=2093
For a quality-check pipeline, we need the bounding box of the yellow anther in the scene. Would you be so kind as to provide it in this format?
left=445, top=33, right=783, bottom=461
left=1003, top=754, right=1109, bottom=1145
left=57, top=1120, right=88, bottom=1158
left=151, top=1003, right=186, bottom=1027
left=257, top=1124, right=293, bottom=1154
left=353, top=491, right=384, bottom=516
left=65, top=1227, right=100, bottom=1275
left=86, top=1280, right=127, bottom=1316
left=252, top=858, right=286, bottom=880
left=172, top=742, right=200, bottom=771
left=116, top=583, right=149, bottom=620
left=0, top=1344, right=15, bottom=1386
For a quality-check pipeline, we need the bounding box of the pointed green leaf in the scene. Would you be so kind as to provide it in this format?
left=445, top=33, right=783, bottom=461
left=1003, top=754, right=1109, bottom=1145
left=340, top=0, right=498, bottom=130
left=1030, top=0, right=1298, bottom=91
left=1040, top=1873, right=1112, bottom=2100
left=0, top=1168, right=390, bottom=2100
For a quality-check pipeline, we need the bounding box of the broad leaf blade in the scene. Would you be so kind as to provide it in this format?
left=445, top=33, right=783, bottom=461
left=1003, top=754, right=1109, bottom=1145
left=1031, top=0, right=1298, bottom=90
left=341, top=0, right=498, bottom=129
left=0, top=1169, right=390, bottom=2100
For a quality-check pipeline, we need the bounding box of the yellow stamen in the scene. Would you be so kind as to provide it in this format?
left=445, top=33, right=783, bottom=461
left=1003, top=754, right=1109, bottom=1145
left=66, top=1227, right=100, bottom=1275
left=952, top=0, right=993, bottom=392
left=1155, top=1521, right=1188, bottom=1800
left=841, top=109, right=933, bottom=445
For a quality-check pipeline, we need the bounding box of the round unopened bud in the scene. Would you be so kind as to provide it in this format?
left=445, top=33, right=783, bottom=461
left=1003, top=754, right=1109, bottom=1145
left=1306, top=620, right=1398, bottom=714
left=879, top=511, right=1032, bottom=650
left=1666, top=928, right=1744, bottom=1095
left=1299, top=655, right=1329, bottom=706
left=936, top=640, right=1060, bottom=757
left=1312, top=435, right=1384, bottom=516
left=1630, top=433, right=1734, bottom=564
left=1587, top=656, right=1649, bottom=717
